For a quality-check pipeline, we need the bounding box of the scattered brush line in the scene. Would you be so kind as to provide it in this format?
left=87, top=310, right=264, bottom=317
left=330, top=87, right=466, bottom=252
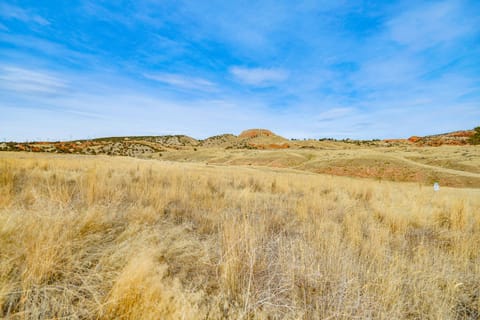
left=1, top=128, right=479, bottom=188
left=1, top=128, right=477, bottom=156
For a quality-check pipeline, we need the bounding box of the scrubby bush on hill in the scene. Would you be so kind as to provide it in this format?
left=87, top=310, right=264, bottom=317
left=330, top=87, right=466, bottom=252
left=469, top=126, right=480, bottom=145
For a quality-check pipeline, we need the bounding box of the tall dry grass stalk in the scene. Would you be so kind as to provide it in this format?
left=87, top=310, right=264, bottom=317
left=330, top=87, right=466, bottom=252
left=0, top=152, right=479, bottom=319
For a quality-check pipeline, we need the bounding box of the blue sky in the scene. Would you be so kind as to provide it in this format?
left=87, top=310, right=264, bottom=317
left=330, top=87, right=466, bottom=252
left=1, top=0, right=479, bottom=141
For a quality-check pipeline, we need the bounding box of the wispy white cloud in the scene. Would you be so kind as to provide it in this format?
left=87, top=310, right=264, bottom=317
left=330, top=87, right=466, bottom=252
left=0, top=66, right=67, bottom=94
left=387, top=1, right=473, bottom=50
left=352, top=54, right=421, bottom=89
left=0, top=3, right=50, bottom=26
left=1, top=62, right=478, bottom=141
left=0, top=64, right=272, bottom=140
left=1, top=1, right=479, bottom=141
left=143, top=72, right=217, bottom=91
left=177, top=1, right=291, bottom=54
left=316, top=107, right=355, bottom=122
left=0, top=34, right=100, bottom=67
left=230, top=67, right=288, bottom=86
left=82, top=1, right=135, bottom=27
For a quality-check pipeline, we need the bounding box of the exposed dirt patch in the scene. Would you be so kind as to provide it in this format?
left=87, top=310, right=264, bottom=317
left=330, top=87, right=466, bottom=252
left=249, top=143, right=290, bottom=150
left=313, top=158, right=480, bottom=188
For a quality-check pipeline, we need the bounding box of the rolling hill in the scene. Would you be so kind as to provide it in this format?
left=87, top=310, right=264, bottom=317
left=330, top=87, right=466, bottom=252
left=1, top=128, right=479, bottom=187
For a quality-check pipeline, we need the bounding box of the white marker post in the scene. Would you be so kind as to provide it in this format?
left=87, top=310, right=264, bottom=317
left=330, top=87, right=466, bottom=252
left=433, top=182, right=440, bottom=192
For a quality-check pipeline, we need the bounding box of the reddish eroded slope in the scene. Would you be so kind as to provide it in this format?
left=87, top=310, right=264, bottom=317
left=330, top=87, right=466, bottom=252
left=238, top=129, right=275, bottom=139
left=408, top=130, right=475, bottom=146
left=238, top=129, right=291, bottom=149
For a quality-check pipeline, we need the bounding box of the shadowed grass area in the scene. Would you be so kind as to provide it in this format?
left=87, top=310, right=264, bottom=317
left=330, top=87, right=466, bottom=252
left=0, top=152, right=479, bottom=319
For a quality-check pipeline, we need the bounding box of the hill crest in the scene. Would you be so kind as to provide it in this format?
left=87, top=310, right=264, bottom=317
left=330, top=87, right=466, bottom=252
left=407, top=130, right=475, bottom=146
left=239, top=129, right=275, bottom=139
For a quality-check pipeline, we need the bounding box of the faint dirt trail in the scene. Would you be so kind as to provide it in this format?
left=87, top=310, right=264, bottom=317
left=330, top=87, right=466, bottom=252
left=387, top=155, right=480, bottom=179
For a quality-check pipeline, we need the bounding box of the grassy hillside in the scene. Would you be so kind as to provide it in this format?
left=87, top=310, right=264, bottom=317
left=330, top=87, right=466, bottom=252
left=158, top=146, right=480, bottom=188
left=1, top=152, right=479, bottom=319
left=2, top=129, right=479, bottom=188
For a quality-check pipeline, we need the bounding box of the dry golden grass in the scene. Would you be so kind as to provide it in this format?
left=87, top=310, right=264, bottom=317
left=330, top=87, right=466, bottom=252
left=0, top=152, right=479, bottom=319
left=158, top=145, right=480, bottom=188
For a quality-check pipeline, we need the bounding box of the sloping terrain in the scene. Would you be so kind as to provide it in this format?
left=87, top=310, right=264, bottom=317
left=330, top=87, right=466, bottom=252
left=235, top=129, right=291, bottom=149
left=0, top=129, right=291, bottom=155
left=0, top=135, right=199, bottom=156
left=408, top=130, right=475, bottom=146
left=158, top=146, right=480, bottom=188
left=201, top=134, right=238, bottom=147
left=2, top=128, right=478, bottom=155
left=1, top=128, right=479, bottom=187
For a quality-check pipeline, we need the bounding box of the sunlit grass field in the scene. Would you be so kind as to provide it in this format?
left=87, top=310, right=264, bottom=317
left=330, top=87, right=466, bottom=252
left=1, top=152, right=479, bottom=319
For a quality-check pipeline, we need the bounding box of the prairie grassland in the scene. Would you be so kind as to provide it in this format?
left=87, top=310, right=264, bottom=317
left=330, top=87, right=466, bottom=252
left=158, top=145, right=480, bottom=188
left=0, top=152, right=479, bottom=319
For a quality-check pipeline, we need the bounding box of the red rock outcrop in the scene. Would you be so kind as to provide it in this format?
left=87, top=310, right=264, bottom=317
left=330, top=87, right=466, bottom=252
left=239, top=129, right=275, bottom=139
left=409, top=130, right=475, bottom=146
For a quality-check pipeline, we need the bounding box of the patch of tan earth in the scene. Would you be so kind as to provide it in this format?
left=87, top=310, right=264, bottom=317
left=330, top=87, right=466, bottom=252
left=401, top=147, right=480, bottom=174
left=226, top=152, right=305, bottom=168
left=307, top=157, right=480, bottom=188
left=385, top=155, right=480, bottom=181
left=248, top=143, right=290, bottom=150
